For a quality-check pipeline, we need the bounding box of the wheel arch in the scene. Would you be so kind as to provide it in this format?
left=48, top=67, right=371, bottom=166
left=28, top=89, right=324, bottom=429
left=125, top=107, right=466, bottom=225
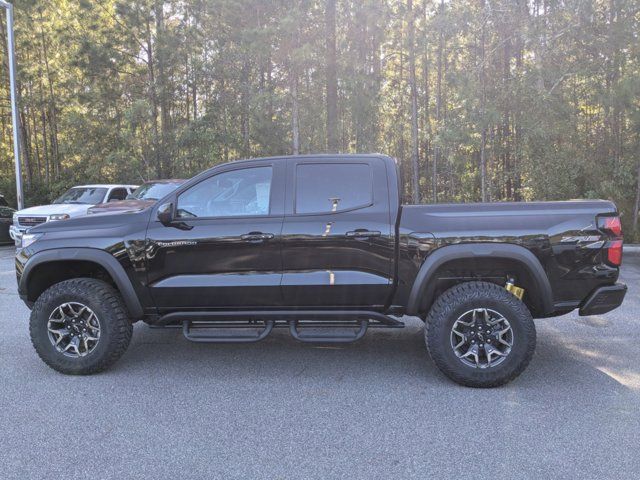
left=20, top=248, right=144, bottom=319
left=406, top=243, right=554, bottom=318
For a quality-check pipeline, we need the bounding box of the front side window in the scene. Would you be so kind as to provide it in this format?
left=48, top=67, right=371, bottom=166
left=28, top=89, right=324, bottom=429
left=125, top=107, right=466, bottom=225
left=54, top=187, right=108, bottom=205
left=177, top=166, right=272, bottom=218
left=295, top=163, right=372, bottom=214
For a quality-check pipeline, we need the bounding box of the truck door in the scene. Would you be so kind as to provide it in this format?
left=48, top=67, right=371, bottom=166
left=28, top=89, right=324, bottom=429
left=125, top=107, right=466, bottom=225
left=145, top=161, right=285, bottom=310
left=280, top=157, right=395, bottom=308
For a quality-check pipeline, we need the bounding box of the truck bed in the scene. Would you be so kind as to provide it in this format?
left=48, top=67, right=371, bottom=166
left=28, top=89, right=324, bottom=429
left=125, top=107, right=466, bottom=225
left=396, top=199, right=620, bottom=315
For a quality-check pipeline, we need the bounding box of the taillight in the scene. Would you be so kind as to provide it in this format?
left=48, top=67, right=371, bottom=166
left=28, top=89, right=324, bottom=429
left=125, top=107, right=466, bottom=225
left=606, top=240, right=622, bottom=265
left=598, top=215, right=623, bottom=266
left=600, top=216, right=622, bottom=237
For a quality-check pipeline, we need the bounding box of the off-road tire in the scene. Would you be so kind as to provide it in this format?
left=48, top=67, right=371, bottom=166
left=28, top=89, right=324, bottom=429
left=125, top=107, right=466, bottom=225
left=425, top=281, right=536, bottom=388
left=29, top=278, right=132, bottom=375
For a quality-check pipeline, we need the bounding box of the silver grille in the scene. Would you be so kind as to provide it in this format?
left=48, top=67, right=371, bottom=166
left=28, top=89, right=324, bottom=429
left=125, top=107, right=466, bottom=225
left=17, top=216, right=47, bottom=227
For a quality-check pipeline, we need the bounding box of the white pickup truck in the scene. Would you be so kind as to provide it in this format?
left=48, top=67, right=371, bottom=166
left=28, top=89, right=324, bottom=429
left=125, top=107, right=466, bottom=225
left=9, top=184, right=137, bottom=245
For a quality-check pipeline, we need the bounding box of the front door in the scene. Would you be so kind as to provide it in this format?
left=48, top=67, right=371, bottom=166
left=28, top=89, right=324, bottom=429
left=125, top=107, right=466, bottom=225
left=280, top=157, right=395, bottom=308
left=145, top=162, right=285, bottom=311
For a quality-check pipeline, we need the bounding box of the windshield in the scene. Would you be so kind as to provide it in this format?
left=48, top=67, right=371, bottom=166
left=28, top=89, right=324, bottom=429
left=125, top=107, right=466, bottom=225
left=129, top=182, right=182, bottom=201
left=0, top=196, right=8, bottom=207
left=54, top=187, right=108, bottom=205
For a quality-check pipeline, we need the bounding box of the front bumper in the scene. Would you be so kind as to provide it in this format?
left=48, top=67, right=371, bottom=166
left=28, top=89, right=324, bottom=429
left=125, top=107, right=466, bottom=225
left=8, top=225, right=26, bottom=245
left=579, top=283, right=627, bottom=316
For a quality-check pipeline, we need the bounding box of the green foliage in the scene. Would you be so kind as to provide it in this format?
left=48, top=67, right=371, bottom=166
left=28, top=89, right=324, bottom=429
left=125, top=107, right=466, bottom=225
left=0, top=0, right=638, bottom=237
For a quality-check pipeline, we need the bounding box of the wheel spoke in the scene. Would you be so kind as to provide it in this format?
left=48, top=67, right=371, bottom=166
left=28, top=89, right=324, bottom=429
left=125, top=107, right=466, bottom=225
left=63, top=337, right=80, bottom=354
left=497, top=332, right=512, bottom=348
left=459, top=344, right=480, bottom=367
left=452, top=328, right=465, bottom=338
left=54, top=332, right=69, bottom=346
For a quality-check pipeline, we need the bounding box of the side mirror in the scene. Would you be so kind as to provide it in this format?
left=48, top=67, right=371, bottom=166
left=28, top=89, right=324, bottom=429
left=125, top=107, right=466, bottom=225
left=157, top=202, right=173, bottom=226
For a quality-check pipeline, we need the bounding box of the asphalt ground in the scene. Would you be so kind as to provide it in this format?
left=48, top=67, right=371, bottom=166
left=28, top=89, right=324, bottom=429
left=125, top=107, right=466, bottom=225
left=1, top=245, right=639, bottom=479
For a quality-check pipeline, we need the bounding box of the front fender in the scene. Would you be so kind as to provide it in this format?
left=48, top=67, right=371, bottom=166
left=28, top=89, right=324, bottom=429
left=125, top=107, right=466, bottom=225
left=19, top=247, right=144, bottom=319
left=406, top=243, right=554, bottom=317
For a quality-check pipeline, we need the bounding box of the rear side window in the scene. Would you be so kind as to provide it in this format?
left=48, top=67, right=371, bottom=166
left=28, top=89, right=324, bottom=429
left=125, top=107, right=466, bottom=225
left=108, top=188, right=128, bottom=202
left=295, top=163, right=372, bottom=214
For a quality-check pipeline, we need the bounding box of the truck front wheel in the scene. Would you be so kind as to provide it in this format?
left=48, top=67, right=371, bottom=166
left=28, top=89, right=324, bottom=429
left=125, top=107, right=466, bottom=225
left=425, top=281, right=536, bottom=388
left=29, top=278, right=132, bottom=375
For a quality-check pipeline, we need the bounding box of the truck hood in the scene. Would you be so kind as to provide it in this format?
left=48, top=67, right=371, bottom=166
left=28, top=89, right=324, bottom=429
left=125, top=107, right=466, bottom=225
left=16, top=204, right=91, bottom=217
left=88, top=199, right=154, bottom=215
left=29, top=207, right=152, bottom=235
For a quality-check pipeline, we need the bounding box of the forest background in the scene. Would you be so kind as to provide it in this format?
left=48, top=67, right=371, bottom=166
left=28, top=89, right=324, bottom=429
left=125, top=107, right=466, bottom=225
left=1, top=0, right=639, bottom=237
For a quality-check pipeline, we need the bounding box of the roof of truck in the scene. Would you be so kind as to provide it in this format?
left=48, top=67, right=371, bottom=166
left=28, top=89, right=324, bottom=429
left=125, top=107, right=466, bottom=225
left=72, top=184, right=138, bottom=188
left=230, top=153, right=393, bottom=164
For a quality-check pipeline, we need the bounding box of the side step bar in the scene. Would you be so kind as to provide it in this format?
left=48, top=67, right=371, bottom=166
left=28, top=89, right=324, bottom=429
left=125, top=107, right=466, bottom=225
left=289, top=319, right=368, bottom=343
left=183, top=320, right=274, bottom=343
left=156, top=310, right=404, bottom=344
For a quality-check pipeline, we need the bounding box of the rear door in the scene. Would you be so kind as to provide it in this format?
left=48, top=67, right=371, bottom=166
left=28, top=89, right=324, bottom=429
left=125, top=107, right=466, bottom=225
left=280, top=157, right=394, bottom=308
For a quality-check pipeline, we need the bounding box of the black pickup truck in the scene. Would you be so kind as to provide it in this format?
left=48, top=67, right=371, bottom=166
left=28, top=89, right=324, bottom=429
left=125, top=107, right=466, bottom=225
left=16, top=154, right=627, bottom=387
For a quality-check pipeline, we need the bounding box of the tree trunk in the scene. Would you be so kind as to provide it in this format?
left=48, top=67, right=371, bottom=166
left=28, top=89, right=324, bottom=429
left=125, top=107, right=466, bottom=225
left=291, top=75, right=300, bottom=155
left=422, top=0, right=431, bottom=201
left=408, top=0, right=420, bottom=203
left=433, top=0, right=445, bottom=203
left=325, top=0, right=338, bottom=152
left=38, top=8, right=59, bottom=181
left=146, top=13, right=162, bottom=178
left=241, top=60, right=251, bottom=158
left=479, top=3, right=487, bottom=202
left=155, top=0, right=172, bottom=177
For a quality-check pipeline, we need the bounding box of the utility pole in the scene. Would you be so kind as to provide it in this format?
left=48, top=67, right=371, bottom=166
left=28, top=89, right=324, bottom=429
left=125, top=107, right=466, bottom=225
left=0, top=1, right=22, bottom=209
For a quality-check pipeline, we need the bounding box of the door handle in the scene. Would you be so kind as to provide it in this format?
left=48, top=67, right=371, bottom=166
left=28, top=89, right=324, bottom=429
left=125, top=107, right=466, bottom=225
left=241, top=232, right=275, bottom=242
left=345, top=230, right=381, bottom=238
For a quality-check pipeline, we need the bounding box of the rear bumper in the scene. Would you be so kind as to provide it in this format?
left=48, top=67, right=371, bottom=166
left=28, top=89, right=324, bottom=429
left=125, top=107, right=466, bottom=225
left=579, top=283, right=627, bottom=316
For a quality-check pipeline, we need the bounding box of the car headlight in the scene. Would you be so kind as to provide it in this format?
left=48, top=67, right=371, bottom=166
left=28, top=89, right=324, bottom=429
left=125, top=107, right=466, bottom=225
left=21, top=233, right=43, bottom=249
left=12, top=213, right=18, bottom=224
left=49, top=214, right=70, bottom=221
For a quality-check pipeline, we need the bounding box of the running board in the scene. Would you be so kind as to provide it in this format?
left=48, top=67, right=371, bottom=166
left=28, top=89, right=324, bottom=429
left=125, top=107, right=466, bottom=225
left=155, top=310, right=404, bottom=344
left=289, top=319, right=368, bottom=343
left=183, top=320, right=274, bottom=343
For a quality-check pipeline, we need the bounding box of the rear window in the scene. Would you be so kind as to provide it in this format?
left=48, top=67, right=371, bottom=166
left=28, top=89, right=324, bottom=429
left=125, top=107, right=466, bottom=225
left=54, top=187, right=108, bottom=205
left=295, top=163, right=372, bottom=214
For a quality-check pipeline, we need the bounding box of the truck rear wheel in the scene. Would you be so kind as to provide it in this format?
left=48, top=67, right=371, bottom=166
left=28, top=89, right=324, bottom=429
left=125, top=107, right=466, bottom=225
left=29, top=278, right=132, bottom=375
left=425, top=281, right=536, bottom=388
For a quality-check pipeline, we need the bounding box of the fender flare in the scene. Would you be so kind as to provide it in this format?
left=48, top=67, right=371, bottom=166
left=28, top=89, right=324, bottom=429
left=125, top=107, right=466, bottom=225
left=406, top=243, right=554, bottom=316
left=20, top=248, right=144, bottom=319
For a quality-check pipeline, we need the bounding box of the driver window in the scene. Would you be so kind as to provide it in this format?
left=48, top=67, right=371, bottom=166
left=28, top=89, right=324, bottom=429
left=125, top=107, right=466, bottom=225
left=176, top=166, right=272, bottom=218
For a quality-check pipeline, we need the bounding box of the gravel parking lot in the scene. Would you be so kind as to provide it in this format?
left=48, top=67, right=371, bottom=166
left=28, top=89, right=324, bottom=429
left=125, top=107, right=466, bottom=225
left=1, top=245, right=639, bottom=479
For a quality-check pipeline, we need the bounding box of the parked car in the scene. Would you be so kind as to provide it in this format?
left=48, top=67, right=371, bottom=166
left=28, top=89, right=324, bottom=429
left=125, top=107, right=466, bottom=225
left=15, top=154, right=626, bottom=387
left=0, top=194, right=9, bottom=207
left=9, top=184, right=137, bottom=244
left=87, top=179, right=185, bottom=215
left=0, top=203, right=16, bottom=245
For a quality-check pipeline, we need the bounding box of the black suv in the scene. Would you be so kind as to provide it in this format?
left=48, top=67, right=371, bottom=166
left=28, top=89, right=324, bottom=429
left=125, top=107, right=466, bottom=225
left=16, top=155, right=626, bottom=387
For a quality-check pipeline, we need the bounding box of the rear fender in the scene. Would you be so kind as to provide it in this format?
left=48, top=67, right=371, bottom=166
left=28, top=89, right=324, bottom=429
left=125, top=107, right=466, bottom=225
left=406, top=243, right=554, bottom=317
